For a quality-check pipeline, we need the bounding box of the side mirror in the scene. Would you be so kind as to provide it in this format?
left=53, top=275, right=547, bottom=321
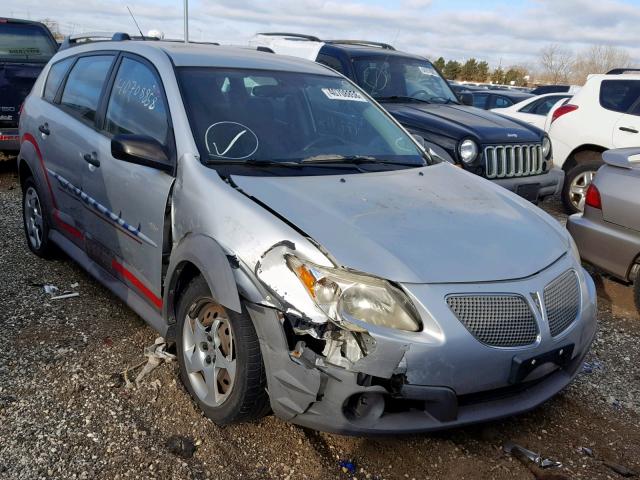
left=111, top=134, right=173, bottom=173
left=459, top=92, right=474, bottom=106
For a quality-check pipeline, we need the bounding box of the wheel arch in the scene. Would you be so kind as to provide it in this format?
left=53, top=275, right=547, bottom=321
left=563, top=144, right=607, bottom=172
left=163, top=234, right=242, bottom=338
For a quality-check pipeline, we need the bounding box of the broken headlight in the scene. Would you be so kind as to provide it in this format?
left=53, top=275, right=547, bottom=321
left=286, top=255, right=422, bottom=332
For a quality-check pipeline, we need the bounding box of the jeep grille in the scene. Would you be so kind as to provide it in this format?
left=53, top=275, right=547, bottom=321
left=484, top=144, right=544, bottom=179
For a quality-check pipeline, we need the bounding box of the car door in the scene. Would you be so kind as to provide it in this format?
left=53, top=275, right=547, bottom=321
left=610, top=80, right=640, bottom=148
left=82, top=54, right=174, bottom=310
left=40, top=53, right=116, bottom=239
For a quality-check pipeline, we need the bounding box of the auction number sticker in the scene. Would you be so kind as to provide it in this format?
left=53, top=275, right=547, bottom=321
left=321, top=88, right=367, bottom=102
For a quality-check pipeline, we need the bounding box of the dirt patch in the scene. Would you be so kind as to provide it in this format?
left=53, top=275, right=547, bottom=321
left=0, top=167, right=638, bottom=479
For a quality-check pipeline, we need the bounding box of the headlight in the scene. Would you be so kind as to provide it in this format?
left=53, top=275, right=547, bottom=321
left=458, top=139, right=478, bottom=164
left=542, top=136, right=552, bottom=159
left=286, top=255, right=421, bottom=332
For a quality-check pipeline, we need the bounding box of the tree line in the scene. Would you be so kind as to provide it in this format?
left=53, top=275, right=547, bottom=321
left=433, top=57, right=529, bottom=86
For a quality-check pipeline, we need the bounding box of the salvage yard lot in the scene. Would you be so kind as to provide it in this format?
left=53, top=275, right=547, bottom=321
left=0, top=157, right=639, bottom=480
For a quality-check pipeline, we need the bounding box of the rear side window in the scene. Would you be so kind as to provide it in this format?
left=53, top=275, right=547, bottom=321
left=60, top=55, right=114, bottom=123
left=104, top=57, right=169, bottom=145
left=0, top=23, right=57, bottom=62
left=43, top=57, right=74, bottom=102
left=493, top=96, right=513, bottom=108
left=472, top=93, right=487, bottom=108
left=317, top=54, right=345, bottom=74
left=600, top=80, right=640, bottom=114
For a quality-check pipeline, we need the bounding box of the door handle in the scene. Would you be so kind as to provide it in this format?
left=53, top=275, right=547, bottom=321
left=619, top=126, right=639, bottom=133
left=38, top=123, right=50, bottom=135
left=83, top=152, right=100, bottom=168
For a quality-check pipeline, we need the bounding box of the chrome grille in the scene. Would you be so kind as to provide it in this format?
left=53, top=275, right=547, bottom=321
left=484, top=144, right=544, bottom=179
left=446, top=295, right=539, bottom=347
left=544, top=270, right=580, bottom=337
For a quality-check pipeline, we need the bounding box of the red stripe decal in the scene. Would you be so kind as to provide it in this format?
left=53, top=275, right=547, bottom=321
left=111, top=259, right=163, bottom=309
left=22, top=133, right=57, bottom=209
left=53, top=209, right=83, bottom=239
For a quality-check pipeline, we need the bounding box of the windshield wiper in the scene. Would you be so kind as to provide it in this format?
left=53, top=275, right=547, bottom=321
left=301, top=155, right=423, bottom=167
left=374, top=95, right=432, bottom=104
left=205, top=158, right=303, bottom=168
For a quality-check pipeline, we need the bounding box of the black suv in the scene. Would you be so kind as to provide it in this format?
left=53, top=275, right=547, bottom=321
left=0, top=18, right=58, bottom=151
left=253, top=34, right=563, bottom=202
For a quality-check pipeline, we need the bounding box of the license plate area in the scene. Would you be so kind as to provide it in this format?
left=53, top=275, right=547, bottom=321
left=508, top=344, right=574, bottom=384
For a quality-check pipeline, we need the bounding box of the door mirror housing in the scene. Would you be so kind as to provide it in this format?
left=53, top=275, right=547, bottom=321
left=459, top=92, right=474, bottom=106
left=111, top=134, right=173, bottom=173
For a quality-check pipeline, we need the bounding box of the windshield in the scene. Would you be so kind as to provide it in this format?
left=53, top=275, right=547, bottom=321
left=0, top=23, right=57, bottom=62
left=353, top=56, right=458, bottom=104
left=177, top=68, right=425, bottom=167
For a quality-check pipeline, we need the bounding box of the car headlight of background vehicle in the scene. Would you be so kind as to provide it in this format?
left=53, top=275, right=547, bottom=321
left=458, top=139, right=478, bottom=164
left=542, top=135, right=552, bottom=159
left=286, top=255, right=421, bottom=332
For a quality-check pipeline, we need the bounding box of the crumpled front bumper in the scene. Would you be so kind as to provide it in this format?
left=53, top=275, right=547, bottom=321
left=249, top=257, right=597, bottom=435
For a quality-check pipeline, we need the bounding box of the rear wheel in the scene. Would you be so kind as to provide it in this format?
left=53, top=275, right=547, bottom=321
left=562, top=161, right=602, bottom=214
left=176, top=276, right=269, bottom=425
left=22, top=177, right=55, bottom=258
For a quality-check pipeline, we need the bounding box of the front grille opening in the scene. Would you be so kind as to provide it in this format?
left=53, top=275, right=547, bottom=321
left=446, top=294, right=539, bottom=347
left=544, top=270, right=580, bottom=337
left=484, top=144, right=544, bottom=179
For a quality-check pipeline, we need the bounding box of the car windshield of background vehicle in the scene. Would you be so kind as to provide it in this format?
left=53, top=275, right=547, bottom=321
left=0, top=23, right=57, bottom=62
left=178, top=68, right=425, bottom=166
left=352, top=57, right=458, bottom=104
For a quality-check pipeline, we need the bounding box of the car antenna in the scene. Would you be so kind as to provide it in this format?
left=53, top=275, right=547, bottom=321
left=126, top=6, right=146, bottom=39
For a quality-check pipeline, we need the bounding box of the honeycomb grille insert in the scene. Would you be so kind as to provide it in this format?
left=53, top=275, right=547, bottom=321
left=446, top=294, right=539, bottom=347
left=544, top=270, right=580, bottom=337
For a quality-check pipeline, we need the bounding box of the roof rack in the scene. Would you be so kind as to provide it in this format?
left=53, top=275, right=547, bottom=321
left=256, top=32, right=321, bottom=42
left=60, top=32, right=133, bottom=50
left=325, top=40, right=395, bottom=50
left=606, top=68, right=640, bottom=74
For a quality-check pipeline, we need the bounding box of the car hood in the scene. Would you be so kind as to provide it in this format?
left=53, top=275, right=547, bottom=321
left=382, top=102, right=542, bottom=144
left=232, top=164, right=568, bottom=284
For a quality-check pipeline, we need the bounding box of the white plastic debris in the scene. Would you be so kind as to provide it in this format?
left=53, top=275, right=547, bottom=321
left=134, top=337, right=176, bottom=387
left=43, top=284, right=79, bottom=300
left=503, top=442, right=562, bottom=469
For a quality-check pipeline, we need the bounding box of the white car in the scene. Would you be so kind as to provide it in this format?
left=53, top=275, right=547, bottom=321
left=491, top=93, right=572, bottom=130
left=547, top=70, right=640, bottom=213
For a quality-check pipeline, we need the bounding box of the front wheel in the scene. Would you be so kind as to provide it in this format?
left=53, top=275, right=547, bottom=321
left=562, top=161, right=602, bottom=214
left=176, top=276, right=269, bottom=425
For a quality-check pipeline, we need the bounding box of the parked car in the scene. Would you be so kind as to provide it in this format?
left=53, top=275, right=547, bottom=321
left=250, top=34, right=563, bottom=203
left=18, top=33, right=596, bottom=435
left=471, top=89, right=534, bottom=110
left=0, top=18, right=58, bottom=152
left=567, top=148, right=639, bottom=312
left=492, top=93, right=572, bottom=130
left=547, top=71, right=640, bottom=213
left=531, top=85, right=572, bottom=95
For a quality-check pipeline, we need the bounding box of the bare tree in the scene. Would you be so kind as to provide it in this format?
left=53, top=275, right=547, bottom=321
left=539, top=44, right=574, bottom=84
left=571, top=45, right=632, bottom=84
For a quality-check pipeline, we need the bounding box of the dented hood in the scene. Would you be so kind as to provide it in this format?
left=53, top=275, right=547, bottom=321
left=232, top=164, right=568, bottom=283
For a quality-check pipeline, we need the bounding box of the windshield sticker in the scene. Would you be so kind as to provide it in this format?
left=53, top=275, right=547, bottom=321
left=321, top=88, right=368, bottom=102
left=114, top=78, right=159, bottom=110
left=205, top=122, right=259, bottom=160
left=418, top=66, right=436, bottom=76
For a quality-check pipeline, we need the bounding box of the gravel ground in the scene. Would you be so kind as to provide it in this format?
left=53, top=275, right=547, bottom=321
left=1, top=157, right=639, bottom=480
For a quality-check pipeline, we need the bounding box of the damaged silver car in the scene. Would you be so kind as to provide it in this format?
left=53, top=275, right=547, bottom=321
left=18, top=35, right=597, bottom=434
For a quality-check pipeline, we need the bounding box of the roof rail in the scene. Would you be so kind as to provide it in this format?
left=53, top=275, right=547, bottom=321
left=256, top=32, right=321, bottom=42
left=325, top=40, right=395, bottom=50
left=60, top=32, right=131, bottom=50
left=606, top=68, right=640, bottom=74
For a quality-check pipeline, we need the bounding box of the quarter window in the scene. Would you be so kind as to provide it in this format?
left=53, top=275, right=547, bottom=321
left=60, top=55, right=114, bottom=123
left=43, top=57, right=74, bottom=102
left=600, top=80, right=640, bottom=114
left=493, top=96, right=513, bottom=108
left=105, top=57, right=169, bottom=145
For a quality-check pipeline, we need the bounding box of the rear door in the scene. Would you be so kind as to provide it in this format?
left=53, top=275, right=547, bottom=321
left=608, top=80, right=640, bottom=147
left=82, top=54, right=174, bottom=310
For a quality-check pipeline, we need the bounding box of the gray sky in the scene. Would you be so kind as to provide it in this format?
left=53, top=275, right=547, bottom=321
left=3, top=0, right=639, bottom=67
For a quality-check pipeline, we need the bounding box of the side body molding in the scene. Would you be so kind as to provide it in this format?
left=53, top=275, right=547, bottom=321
left=163, top=233, right=242, bottom=325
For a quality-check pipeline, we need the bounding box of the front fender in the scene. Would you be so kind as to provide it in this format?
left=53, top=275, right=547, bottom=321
left=163, top=233, right=242, bottom=326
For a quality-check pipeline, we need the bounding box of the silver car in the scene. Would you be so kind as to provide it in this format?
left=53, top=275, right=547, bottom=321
left=18, top=35, right=597, bottom=434
left=568, top=148, right=640, bottom=312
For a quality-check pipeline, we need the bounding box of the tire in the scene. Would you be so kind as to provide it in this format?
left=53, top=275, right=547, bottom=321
left=22, top=177, right=55, bottom=258
left=562, top=160, right=602, bottom=214
left=634, top=277, right=640, bottom=314
left=176, top=276, right=269, bottom=425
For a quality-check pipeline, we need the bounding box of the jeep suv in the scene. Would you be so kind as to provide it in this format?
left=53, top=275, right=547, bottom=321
left=251, top=33, right=564, bottom=202
left=0, top=18, right=58, bottom=152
